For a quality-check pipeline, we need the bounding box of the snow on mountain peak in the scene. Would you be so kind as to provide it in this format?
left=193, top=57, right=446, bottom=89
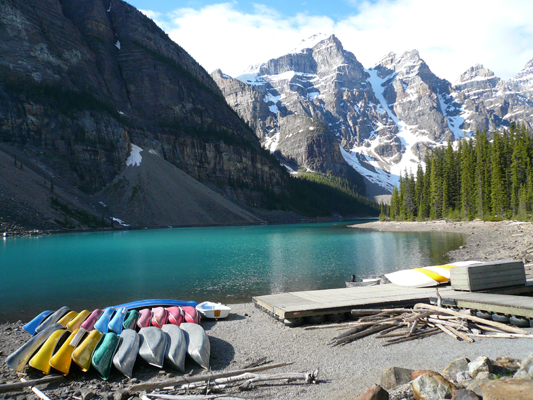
left=290, top=33, right=330, bottom=54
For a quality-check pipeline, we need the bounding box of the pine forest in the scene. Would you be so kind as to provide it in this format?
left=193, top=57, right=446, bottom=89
left=386, top=124, right=533, bottom=221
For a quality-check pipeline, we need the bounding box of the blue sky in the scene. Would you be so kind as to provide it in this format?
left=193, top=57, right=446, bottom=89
left=128, top=0, right=364, bottom=19
left=126, top=0, right=533, bottom=82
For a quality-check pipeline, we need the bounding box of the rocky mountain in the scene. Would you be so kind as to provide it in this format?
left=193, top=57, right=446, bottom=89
left=1, top=0, right=378, bottom=232
left=213, top=34, right=533, bottom=197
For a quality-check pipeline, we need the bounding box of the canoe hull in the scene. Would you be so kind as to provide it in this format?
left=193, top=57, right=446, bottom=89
left=23, top=310, right=53, bottom=336
left=72, top=329, right=104, bottom=372
left=6, top=323, right=63, bottom=372
left=138, top=327, right=168, bottom=368
left=49, top=328, right=84, bottom=375
left=108, top=307, right=128, bottom=334
left=113, top=329, right=140, bottom=378
left=384, top=261, right=482, bottom=287
left=161, top=324, right=186, bottom=371
left=180, top=322, right=210, bottom=369
left=91, top=332, right=120, bottom=380
left=29, top=329, right=68, bottom=375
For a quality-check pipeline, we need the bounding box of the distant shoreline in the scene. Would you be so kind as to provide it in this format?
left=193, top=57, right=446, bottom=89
left=350, top=220, right=533, bottom=265
left=0, top=216, right=378, bottom=238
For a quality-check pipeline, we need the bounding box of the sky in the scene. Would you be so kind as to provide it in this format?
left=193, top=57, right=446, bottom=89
left=127, top=0, right=533, bottom=83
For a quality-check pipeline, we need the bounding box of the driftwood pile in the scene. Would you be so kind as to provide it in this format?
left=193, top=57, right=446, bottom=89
left=308, top=303, right=532, bottom=347
left=131, top=361, right=318, bottom=400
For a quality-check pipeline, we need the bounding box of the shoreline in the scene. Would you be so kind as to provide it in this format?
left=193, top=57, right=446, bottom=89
left=350, top=220, right=533, bottom=265
left=0, top=216, right=379, bottom=238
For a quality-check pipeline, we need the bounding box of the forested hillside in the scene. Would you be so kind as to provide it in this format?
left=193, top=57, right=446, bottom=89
left=386, top=124, right=533, bottom=221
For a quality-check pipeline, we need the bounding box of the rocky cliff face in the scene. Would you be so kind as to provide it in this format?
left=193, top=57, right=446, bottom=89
left=0, top=0, right=292, bottom=229
left=213, top=35, right=533, bottom=195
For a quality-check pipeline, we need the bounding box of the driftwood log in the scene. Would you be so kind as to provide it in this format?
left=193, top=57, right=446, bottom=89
left=0, top=375, right=65, bottom=394
left=128, top=362, right=294, bottom=392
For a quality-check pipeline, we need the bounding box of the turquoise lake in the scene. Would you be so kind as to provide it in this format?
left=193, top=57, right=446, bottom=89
left=0, top=221, right=465, bottom=322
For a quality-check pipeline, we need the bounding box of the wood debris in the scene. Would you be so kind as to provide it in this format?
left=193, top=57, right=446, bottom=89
left=327, top=303, right=532, bottom=346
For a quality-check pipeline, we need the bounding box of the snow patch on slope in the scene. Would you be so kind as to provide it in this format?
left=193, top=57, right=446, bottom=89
left=126, top=144, right=143, bottom=167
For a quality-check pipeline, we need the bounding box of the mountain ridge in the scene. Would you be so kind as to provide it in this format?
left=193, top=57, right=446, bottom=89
left=212, top=34, right=533, bottom=196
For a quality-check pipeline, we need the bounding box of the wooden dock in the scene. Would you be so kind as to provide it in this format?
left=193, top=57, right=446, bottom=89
left=253, top=277, right=533, bottom=322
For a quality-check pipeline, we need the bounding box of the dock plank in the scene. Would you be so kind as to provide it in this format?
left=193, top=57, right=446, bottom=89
left=253, top=278, right=533, bottom=320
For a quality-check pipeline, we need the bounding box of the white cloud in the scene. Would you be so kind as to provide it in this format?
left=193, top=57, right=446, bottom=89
left=143, top=0, right=533, bottom=81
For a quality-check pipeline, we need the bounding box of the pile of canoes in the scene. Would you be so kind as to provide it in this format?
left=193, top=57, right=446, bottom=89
left=6, top=299, right=212, bottom=380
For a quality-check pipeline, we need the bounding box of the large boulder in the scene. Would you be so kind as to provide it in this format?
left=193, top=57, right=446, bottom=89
left=480, top=378, right=533, bottom=400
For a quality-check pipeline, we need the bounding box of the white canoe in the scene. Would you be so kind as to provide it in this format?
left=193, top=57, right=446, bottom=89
left=180, top=322, right=210, bottom=369
left=384, top=261, right=482, bottom=288
left=196, top=301, right=231, bottom=319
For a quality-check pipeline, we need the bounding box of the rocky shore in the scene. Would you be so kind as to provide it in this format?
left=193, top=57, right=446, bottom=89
left=1, top=220, right=533, bottom=399
left=351, top=220, right=533, bottom=265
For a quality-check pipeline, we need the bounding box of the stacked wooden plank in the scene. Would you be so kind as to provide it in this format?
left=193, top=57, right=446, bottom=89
left=450, top=260, right=526, bottom=291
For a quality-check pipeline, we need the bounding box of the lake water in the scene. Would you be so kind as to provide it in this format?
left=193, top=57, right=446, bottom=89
left=0, top=221, right=465, bottom=322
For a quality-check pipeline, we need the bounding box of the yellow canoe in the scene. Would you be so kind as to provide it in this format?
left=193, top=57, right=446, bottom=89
left=49, top=328, right=85, bottom=375
left=66, top=310, right=90, bottom=332
left=57, top=311, right=78, bottom=327
left=28, top=329, right=68, bottom=374
left=72, top=329, right=103, bottom=372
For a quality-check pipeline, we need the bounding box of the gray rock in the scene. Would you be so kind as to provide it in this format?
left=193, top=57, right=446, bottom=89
left=465, top=371, right=492, bottom=397
left=442, top=358, right=470, bottom=379
left=81, top=391, right=96, bottom=400
left=468, top=356, right=493, bottom=377
left=380, top=366, right=414, bottom=390
left=455, top=371, right=473, bottom=388
left=451, top=389, right=481, bottom=400
left=411, top=371, right=455, bottom=400
left=513, top=351, right=533, bottom=379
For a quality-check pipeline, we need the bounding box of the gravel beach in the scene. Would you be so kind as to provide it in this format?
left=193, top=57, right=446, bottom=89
left=1, top=220, right=533, bottom=399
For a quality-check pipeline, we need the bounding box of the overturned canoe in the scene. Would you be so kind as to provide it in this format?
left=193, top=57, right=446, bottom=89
left=91, top=332, right=120, bottom=380
left=384, top=261, right=482, bottom=287
left=196, top=302, right=231, bottom=319
left=49, top=328, right=86, bottom=375
left=57, top=311, right=78, bottom=328
left=138, top=327, right=167, bottom=368
left=122, top=310, right=140, bottom=330
left=72, top=329, right=104, bottom=372
left=180, top=323, right=210, bottom=369
left=23, top=310, right=53, bottom=335
left=181, top=306, right=200, bottom=324
left=166, top=306, right=184, bottom=326
left=81, top=309, right=104, bottom=331
left=67, top=310, right=90, bottom=332
left=151, top=307, right=168, bottom=328
left=6, top=323, right=63, bottom=372
left=161, top=324, right=186, bottom=372
left=113, top=329, right=140, bottom=378
left=137, top=308, right=152, bottom=329
left=108, top=307, right=128, bottom=334
left=28, top=329, right=68, bottom=374
left=35, top=306, right=69, bottom=334
left=94, top=307, right=115, bottom=333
